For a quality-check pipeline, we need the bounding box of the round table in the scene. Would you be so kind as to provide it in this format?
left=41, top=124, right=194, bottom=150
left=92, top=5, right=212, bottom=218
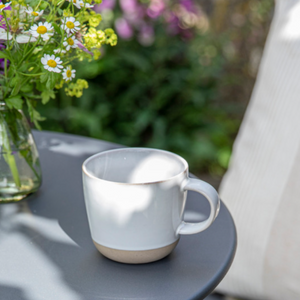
left=0, top=131, right=236, bottom=300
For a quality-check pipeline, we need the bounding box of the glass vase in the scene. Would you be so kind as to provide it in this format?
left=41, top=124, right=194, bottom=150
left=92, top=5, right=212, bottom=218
left=0, top=102, right=42, bottom=203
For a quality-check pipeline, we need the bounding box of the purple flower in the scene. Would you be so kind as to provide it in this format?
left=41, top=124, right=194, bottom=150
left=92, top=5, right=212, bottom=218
left=0, top=43, right=9, bottom=72
left=115, top=18, right=133, bottom=39
left=77, top=42, right=93, bottom=55
left=94, top=0, right=116, bottom=13
left=179, top=0, right=195, bottom=13
left=0, top=4, right=11, bottom=29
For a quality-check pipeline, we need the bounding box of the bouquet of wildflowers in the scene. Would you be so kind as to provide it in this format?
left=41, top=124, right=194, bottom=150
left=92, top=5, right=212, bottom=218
left=0, top=0, right=117, bottom=127
left=0, top=0, right=117, bottom=202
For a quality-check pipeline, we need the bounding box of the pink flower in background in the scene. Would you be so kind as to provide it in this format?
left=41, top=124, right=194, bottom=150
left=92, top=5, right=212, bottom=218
left=119, top=0, right=138, bottom=14
left=93, top=0, right=200, bottom=45
left=115, top=17, right=133, bottom=39
left=147, top=0, right=165, bottom=19
left=94, top=0, right=116, bottom=13
left=119, top=0, right=145, bottom=26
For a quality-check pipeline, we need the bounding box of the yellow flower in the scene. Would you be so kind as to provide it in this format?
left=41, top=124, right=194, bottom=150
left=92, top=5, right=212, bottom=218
left=63, top=10, right=72, bottom=17
left=84, top=28, right=106, bottom=50
left=55, top=80, right=64, bottom=89
left=65, top=79, right=88, bottom=98
left=104, top=28, right=117, bottom=46
left=88, top=12, right=102, bottom=27
left=93, top=49, right=101, bottom=60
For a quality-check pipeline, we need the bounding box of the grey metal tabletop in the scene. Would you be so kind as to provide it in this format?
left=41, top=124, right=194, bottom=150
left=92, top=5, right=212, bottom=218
left=0, top=131, right=236, bottom=300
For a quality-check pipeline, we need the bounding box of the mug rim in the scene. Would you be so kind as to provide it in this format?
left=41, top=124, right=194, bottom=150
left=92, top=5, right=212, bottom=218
left=82, top=147, right=189, bottom=185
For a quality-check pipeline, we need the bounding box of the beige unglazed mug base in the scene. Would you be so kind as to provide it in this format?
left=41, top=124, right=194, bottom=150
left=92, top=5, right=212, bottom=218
left=93, top=239, right=180, bottom=264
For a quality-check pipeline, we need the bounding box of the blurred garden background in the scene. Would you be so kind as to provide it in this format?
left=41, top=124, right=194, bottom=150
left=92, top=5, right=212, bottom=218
left=37, top=0, right=274, bottom=187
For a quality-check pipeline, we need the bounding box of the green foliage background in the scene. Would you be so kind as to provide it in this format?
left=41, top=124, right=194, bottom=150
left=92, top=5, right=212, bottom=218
left=36, top=0, right=274, bottom=177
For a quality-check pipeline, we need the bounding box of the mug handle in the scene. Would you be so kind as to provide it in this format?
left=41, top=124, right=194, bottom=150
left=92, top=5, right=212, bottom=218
left=177, top=178, right=220, bottom=235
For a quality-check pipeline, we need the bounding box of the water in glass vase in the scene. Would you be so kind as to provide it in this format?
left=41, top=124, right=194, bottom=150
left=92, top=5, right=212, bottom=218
left=0, top=103, right=42, bottom=203
left=0, top=149, right=41, bottom=202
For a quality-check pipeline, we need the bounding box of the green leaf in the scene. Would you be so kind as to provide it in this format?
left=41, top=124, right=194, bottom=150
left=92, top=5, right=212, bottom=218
left=6, top=96, right=23, bottom=110
left=18, top=64, right=28, bottom=73
left=40, top=1, right=49, bottom=10
left=20, top=84, right=33, bottom=93
left=26, top=99, right=45, bottom=129
left=9, top=76, right=19, bottom=88
left=40, top=72, right=48, bottom=83
left=22, top=93, right=41, bottom=99
left=53, top=22, right=62, bottom=34
left=41, top=90, right=55, bottom=104
left=46, top=77, right=51, bottom=90
left=0, top=51, right=9, bottom=59
left=11, top=79, right=22, bottom=96
left=7, top=66, right=15, bottom=78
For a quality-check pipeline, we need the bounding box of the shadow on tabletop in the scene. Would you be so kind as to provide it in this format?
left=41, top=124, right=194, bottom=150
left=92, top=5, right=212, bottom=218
left=0, top=132, right=235, bottom=300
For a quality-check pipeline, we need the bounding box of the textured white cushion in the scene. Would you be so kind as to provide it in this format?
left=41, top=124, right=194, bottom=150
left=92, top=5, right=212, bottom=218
left=216, top=0, right=300, bottom=299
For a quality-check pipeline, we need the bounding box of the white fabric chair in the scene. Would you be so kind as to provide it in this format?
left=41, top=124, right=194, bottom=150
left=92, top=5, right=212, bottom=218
left=216, top=0, right=300, bottom=299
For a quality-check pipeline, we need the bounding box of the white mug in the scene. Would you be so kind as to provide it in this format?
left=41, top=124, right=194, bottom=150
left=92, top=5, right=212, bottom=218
left=82, top=148, right=220, bottom=264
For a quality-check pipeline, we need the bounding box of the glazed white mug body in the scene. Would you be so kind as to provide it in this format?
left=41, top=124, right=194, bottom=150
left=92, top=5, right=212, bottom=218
left=82, top=148, right=220, bottom=264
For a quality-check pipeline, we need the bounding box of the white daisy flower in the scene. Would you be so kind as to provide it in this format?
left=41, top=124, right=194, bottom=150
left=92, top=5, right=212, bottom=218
left=16, top=33, right=37, bottom=43
left=18, top=5, right=28, bottom=19
left=25, top=6, right=44, bottom=20
left=79, top=1, right=94, bottom=8
left=41, top=54, right=63, bottom=73
left=63, top=36, right=79, bottom=51
left=61, top=17, right=80, bottom=34
left=62, top=66, right=76, bottom=81
left=54, top=48, right=67, bottom=54
left=0, top=28, right=12, bottom=40
left=66, top=0, right=83, bottom=9
left=0, top=28, right=37, bottom=43
left=29, top=22, right=53, bottom=41
left=0, top=1, right=11, bottom=11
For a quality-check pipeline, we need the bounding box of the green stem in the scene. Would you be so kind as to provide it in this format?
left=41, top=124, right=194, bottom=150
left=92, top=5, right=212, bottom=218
left=0, top=113, right=21, bottom=188
left=17, top=37, right=41, bottom=68
left=37, top=38, right=52, bottom=59
left=19, top=72, right=44, bottom=77
left=25, top=155, right=40, bottom=182
left=35, top=0, right=43, bottom=10
left=3, top=59, right=9, bottom=104
left=2, top=12, right=11, bottom=50
left=4, top=59, right=7, bottom=78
